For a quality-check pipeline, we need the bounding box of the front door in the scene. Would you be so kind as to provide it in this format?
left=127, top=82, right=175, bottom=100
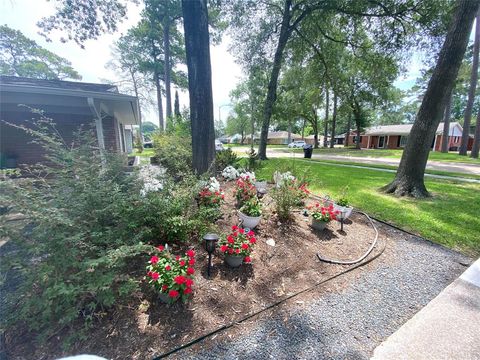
left=378, top=136, right=385, bottom=148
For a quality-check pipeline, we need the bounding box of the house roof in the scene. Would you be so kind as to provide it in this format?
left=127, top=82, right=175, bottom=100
left=0, top=76, right=139, bottom=125
left=363, top=122, right=462, bottom=136
left=268, top=131, right=302, bottom=139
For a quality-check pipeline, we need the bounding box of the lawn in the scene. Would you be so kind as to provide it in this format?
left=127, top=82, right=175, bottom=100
left=130, top=148, right=155, bottom=157
left=274, top=147, right=480, bottom=163
left=256, top=158, right=480, bottom=256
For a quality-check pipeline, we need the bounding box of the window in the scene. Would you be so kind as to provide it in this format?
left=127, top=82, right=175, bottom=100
left=378, top=136, right=385, bottom=148
left=400, top=136, right=408, bottom=147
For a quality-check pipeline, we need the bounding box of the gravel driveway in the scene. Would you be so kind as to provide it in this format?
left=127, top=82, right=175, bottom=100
left=165, top=221, right=471, bottom=360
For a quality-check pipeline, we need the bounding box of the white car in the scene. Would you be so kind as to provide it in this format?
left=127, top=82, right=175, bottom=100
left=215, top=140, right=225, bottom=151
left=287, top=140, right=307, bottom=148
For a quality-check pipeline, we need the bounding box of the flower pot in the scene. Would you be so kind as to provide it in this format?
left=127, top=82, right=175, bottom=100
left=311, top=218, right=328, bottom=231
left=238, top=211, right=261, bottom=229
left=334, top=205, right=353, bottom=220
left=225, top=254, right=244, bottom=268
left=255, top=180, right=267, bottom=192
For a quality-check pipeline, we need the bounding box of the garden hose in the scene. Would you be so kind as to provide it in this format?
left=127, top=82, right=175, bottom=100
left=309, top=193, right=380, bottom=265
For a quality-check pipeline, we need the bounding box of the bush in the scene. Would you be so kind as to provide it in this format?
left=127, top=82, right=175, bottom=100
left=215, top=148, right=237, bottom=170
left=0, top=117, right=213, bottom=343
left=152, top=133, right=192, bottom=177
left=271, top=179, right=307, bottom=222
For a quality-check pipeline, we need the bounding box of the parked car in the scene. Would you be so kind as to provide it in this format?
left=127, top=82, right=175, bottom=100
left=215, top=140, right=225, bottom=151
left=143, top=141, right=153, bottom=149
left=287, top=140, right=307, bottom=148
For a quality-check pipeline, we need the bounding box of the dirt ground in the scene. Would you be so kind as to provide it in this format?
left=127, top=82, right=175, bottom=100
left=5, top=181, right=387, bottom=360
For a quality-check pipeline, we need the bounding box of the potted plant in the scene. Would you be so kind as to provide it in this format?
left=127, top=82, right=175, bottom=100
left=308, top=203, right=339, bottom=231
left=219, top=225, right=257, bottom=267
left=334, top=186, right=353, bottom=220
left=145, top=246, right=196, bottom=303
left=238, top=197, right=262, bottom=229
left=234, top=175, right=257, bottom=207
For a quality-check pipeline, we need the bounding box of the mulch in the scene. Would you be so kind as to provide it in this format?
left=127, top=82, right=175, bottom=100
left=4, top=180, right=385, bottom=360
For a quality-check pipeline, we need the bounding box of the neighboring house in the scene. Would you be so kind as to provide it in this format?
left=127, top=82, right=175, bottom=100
left=304, top=134, right=325, bottom=146
left=267, top=131, right=302, bottom=145
left=0, top=76, right=139, bottom=168
left=346, top=122, right=471, bottom=151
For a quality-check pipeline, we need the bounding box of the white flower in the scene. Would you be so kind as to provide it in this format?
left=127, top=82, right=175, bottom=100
left=207, top=177, right=221, bottom=192
left=274, top=171, right=295, bottom=187
left=240, top=171, right=256, bottom=182
left=138, top=165, right=165, bottom=196
left=222, top=165, right=239, bottom=181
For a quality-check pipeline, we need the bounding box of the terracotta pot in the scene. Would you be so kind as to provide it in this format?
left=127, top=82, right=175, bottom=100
left=311, top=218, right=328, bottom=231
left=238, top=211, right=261, bottom=229
left=225, top=254, right=245, bottom=268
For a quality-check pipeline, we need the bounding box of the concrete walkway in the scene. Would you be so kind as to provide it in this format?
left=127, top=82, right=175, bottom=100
left=372, top=258, right=480, bottom=360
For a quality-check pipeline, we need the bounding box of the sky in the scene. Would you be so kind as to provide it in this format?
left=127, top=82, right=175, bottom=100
left=0, top=0, right=439, bottom=127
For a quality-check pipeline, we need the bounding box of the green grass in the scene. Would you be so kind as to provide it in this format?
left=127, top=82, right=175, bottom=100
left=130, top=148, right=155, bottom=157
left=304, top=159, right=480, bottom=181
left=273, top=147, right=480, bottom=163
left=256, top=158, right=480, bottom=256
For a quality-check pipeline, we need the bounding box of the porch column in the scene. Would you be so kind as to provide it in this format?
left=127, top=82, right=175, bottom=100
left=432, top=134, right=438, bottom=152
left=386, top=135, right=390, bottom=149
left=87, top=97, right=105, bottom=151
left=367, top=136, right=371, bottom=149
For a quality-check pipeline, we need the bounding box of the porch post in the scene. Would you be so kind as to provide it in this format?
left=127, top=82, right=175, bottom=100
left=87, top=97, right=105, bottom=151
left=386, top=135, right=390, bottom=149
left=367, top=136, right=371, bottom=149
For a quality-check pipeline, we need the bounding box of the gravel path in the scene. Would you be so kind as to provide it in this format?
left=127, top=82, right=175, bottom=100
left=166, top=222, right=471, bottom=360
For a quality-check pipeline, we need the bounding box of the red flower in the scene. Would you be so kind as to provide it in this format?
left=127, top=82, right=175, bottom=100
left=186, top=249, right=195, bottom=258
left=162, top=285, right=168, bottom=292
left=157, top=245, right=165, bottom=251
left=241, top=243, right=249, bottom=250
left=233, top=232, right=238, bottom=237
left=174, top=275, right=186, bottom=285
left=239, top=228, right=245, bottom=234
left=249, top=237, right=256, bottom=244
left=151, top=272, right=159, bottom=280
left=150, top=255, right=159, bottom=264
left=227, top=235, right=235, bottom=244
left=185, top=278, right=194, bottom=287
left=147, top=271, right=152, bottom=277
left=183, top=287, right=192, bottom=295
left=235, top=248, right=240, bottom=254
left=189, top=258, right=195, bottom=266
left=244, top=256, right=251, bottom=263
left=247, top=230, right=255, bottom=236
left=179, top=260, right=186, bottom=266
left=168, top=290, right=179, bottom=298
left=176, top=255, right=180, bottom=261
left=220, top=245, right=228, bottom=252
left=228, top=248, right=234, bottom=254
left=187, top=267, right=195, bottom=275
left=165, top=265, right=171, bottom=271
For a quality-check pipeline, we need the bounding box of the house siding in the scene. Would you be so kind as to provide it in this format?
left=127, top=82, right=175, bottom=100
left=0, top=109, right=119, bottom=167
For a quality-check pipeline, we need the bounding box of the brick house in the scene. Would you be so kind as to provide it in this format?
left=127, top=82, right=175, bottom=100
left=0, top=76, right=140, bottom=168
left=347, top=122, right=471, bottom=151
left=267, top=131, right=302, bottom=145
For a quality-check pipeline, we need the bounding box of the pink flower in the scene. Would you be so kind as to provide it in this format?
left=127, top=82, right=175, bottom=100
left=157, top=245, right=165, bottom=251
left=189, top=258, right=195, bottom=266
left=165, top=265, right=171, bottom=271
left=150, top=272, right=159, bottom=280
left=241, top=243, right=249, bottom=250
left=247, top=230, right=255, bottom=236
left=179, top=260, right=186, bottom=266
left=187, top=267, right=195, bottom=275
left=174, top=275, right=186, bottom=285
left=239, top=228, right=245, bottom=234
left=183, top=287, right=192, bottom=295
left=227, top=235, right=235, bottom=244
left=244, top=256, right=251, bottom=263
left=185, top=278, right=194, bottom=287
left=220, top=245, right=228, bottom=252
left=249, top=237, right=256, bottom=244
left=150, top=255, right=159, bottom=264
left=186, top=249, right=195, bottom=258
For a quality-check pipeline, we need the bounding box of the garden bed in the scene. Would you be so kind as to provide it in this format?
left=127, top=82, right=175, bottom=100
left=5, top=181, right=384, bottom=359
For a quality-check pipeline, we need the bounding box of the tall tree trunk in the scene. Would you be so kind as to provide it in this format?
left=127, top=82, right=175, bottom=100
left=313, top=109, right=319, bottom=148
left=383, top=0, right=479, bottom=197
left=258, top=0, right=293, bottom=160
left=130, top=69, right=143, bottom=139
left=330, top=91, right=337, bottom=148
left=459, top=9, right=480, bottom=155
left=323, top=87, right=329, bottom=147
left=301, top=117, right=306, bottom=139
left=164, top=19, right=173, bottom=119
left=441, top=88, right=453, bottom=153
left=345, top=112, right=352, bottom=147
left=471, top=108, right=480, bottom=157
left=182, top=0, right=215, bottom=174
left=287, top=120, right=292, bottom=144
left=174, top=90, right=181, bottom=117
left=154, top=70, right=164, bottom=130
left=355, top=119, right=361, bottom=149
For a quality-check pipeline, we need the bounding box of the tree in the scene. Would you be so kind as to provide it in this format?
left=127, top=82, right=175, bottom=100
left=174, top=90, right=181, bottom=117
left=383, top=0, right=479, bottom=197
left=459, top=9, right=480, bottom=155
left=0, top=25, right=81, bottom=80
left=440, top=88, right=453, bottom=153
left=471, top=107, right=480, bottom=157
left=182, top=0, right=216, bottom=174
left=142, top=121, right=158, bottom=135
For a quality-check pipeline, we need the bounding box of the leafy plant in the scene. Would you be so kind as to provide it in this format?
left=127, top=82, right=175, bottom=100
left=198, top=177, right=225, bottom=208
left=152, top=133, right=192, bottom=177
left=308, top=203, right=339, bottom=222
left=239, top=197, right=262, bottom=217
left=218, top=225, right=257, bottom=262
left=215, top=148, right=237, bottom=170
left=271, top=178, right=308, bottom=221
left=146, top=246, right=196, bottom=302
left=234, top=176, right=257, bottom=206
left=336, top=186, right=350, bottom=207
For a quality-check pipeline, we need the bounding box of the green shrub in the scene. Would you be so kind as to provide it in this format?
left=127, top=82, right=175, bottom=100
left=215, top=148, right=237, bottom=170
left=152, top=133, right=192, bottom=177
left=0, top=117, right=212, bottom=343
left=271, top=180, right=305, bottom=222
